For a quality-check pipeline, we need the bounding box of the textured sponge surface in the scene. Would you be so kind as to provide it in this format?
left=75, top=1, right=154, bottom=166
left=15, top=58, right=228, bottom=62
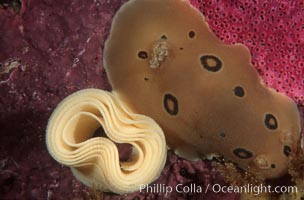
left=191, top=0, right=304, bottom=105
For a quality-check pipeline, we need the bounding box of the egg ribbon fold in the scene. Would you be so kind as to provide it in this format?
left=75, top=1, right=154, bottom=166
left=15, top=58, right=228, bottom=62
left=46, top=89, right=167, bottom=194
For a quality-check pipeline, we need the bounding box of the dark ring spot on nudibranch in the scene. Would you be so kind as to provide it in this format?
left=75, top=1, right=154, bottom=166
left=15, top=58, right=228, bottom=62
left=233, top=148, right=253, bottom=159
left=161, top=35, right=167, bottom=40
left=283, top=145, right=291, bottom=157
left=264, top=114, right=278, bottom=130
left=233, top=86, right=245, bottom=97
left=200, top=55, right=222, bottom=72
left=163, top=93, right=179, bottom=115
left=138, top=51, right=148, bottom=59
left=219, top=132, right=226, bottom=138
left=271, top=164, right=276, bottom=169
left=189, top=30, right=196, bottom=38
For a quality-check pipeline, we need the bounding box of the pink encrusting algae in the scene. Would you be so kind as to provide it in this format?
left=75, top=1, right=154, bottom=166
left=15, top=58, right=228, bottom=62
left=191, top=0, right=304, bottom=106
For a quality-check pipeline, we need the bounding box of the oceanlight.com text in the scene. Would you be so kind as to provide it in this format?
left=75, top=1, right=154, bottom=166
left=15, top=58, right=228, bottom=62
left=212, top=184, right=298, bottom=196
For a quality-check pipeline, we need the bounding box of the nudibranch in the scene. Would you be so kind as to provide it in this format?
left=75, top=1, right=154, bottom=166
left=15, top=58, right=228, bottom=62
left=103, top=0, right=301, bottom=179
left=46, top=0, right=302, bottom=195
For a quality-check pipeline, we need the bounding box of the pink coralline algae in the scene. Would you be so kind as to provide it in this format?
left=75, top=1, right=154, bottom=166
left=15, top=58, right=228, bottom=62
left=191, top=0, right=304, bottom=106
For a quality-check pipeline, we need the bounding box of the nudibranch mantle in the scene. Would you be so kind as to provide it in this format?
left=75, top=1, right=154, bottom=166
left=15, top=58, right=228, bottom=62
left=104, top=0, right=302, bottom=179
